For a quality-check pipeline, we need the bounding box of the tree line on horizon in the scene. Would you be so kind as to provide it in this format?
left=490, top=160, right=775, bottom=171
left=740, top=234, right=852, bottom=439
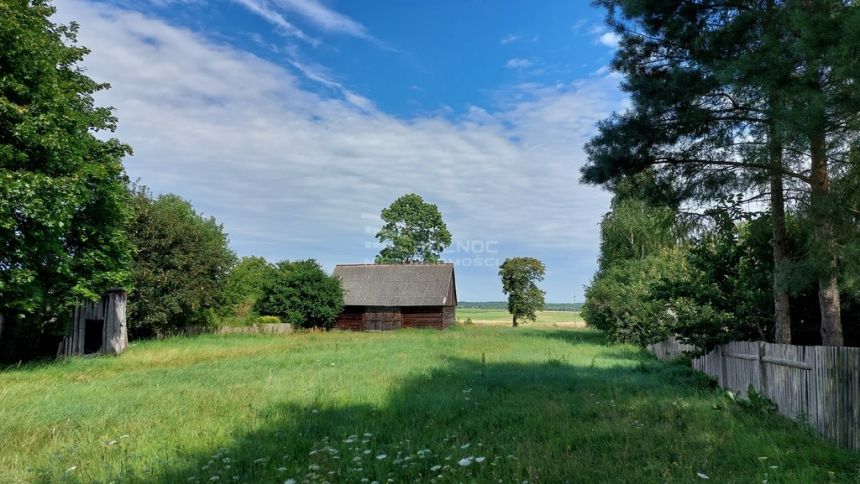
left=581, top=0, right=860, bottom=349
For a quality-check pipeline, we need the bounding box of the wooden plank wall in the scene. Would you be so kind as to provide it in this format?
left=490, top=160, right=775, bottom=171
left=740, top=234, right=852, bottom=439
left=60, top=290, right=127, bottom=357
left=402, top=306, right=444, bottom=329
left=648, top=337, right=860, bottom=450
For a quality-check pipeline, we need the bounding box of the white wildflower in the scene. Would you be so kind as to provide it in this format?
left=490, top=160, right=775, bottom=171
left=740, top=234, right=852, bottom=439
left=696, top=472, right=709, bottom=480
left=460, top=443, right=470, bottom=449
left=277, top=467, right=288, bottom=472
left=430, top=465, right=442, bottom=472
left=284, top=480, right=296, bottom=484
left=458, top=457, right=473, bottom=467
left=476, top=457, right=486, bottom=463
left=376, top=454, right=387, bottom=460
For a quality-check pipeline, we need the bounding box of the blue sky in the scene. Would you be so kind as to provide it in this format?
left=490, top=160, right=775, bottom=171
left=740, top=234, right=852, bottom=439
left=55, top=0, right=626, bottom=302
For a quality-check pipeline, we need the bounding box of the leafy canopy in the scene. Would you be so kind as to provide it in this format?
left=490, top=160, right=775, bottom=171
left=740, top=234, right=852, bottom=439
left=375, top=193, right=452, bottom=264
left=0, top=0, right=132, bottom=359
left=255, top=260, right=344, bottom=329
left=127, top=186, right=235, bottom=335
left=498, top=257, right=546, bottom=327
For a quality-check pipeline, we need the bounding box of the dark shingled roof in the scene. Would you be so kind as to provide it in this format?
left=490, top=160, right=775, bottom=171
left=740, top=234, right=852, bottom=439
left=333, top=264, right=456, bottom=307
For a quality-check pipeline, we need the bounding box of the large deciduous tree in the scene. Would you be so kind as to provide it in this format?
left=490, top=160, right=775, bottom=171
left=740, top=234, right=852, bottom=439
left=499, top=257, right=546, bottom=327
left=375, top=193, right=452, bottom=264
left=0, top=1, right=132, bottom=360
left=127, top=187, right=235, bottom=335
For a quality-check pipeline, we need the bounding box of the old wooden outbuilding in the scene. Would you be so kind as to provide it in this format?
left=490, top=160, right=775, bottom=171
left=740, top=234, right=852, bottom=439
left=60, top=289, right=128, bottom=357
left=333, top=264, right=457, bottom=331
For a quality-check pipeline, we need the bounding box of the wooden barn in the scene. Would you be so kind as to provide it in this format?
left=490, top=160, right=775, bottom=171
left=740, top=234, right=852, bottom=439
left=333, top=264, right=457, bottom=331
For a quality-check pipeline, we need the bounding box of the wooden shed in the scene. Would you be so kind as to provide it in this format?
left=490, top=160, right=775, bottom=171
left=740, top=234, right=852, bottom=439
left=333, top=264, right=457, bottom=331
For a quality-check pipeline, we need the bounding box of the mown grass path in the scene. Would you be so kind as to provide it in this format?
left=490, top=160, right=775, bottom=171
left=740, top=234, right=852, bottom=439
left=1, top=327, right=857, bottom=483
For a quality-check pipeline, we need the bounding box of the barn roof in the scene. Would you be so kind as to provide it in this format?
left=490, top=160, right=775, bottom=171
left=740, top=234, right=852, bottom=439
left=333, top=264, right=456, bottom=307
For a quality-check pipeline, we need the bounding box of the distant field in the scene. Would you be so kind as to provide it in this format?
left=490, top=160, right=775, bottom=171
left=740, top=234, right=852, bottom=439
left=457, top=307, right=584, bottom=327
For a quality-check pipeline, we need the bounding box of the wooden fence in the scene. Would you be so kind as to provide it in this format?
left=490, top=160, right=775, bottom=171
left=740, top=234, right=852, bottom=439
left=647, top=338, right=860, bottom=450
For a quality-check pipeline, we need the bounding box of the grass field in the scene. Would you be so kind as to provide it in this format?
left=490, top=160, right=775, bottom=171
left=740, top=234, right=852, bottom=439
left=1, top=327, right=858, bottom=483
left=457, top=307, right=584, bottom=327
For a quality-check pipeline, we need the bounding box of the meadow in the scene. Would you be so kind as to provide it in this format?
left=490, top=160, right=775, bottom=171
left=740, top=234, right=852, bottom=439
left=457, top=308, right=584, bottom=327
left=1, top=326, right=858, bottom=483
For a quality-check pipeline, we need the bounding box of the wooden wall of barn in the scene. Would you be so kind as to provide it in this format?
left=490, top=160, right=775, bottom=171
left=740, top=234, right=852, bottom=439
left=402, top=307, right=444, bottom=329
left=335, top=306, right=454, bottom=330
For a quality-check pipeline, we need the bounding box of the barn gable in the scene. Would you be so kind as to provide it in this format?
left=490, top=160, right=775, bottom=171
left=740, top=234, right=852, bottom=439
left=332, top=264, right=457, bottom=330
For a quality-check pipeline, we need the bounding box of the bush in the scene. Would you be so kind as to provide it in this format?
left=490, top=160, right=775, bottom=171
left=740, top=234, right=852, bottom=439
left=255, top=260, right=344, bottom=329
left=583, top=248, right=690, bottom=346
left=255, top=315, right=281, bottom=325
left=127, top=187, right=235, bottom=336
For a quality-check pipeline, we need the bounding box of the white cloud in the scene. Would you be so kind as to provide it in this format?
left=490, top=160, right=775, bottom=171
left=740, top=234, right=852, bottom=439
left=598, top=31, right=621, bottom=48
left=272, top=0, right=369, bottom=39
left=233, top=0, right=318, bottom=45
left=500, top=34, right=521, bottom=45
left=504, top=58, right=533, bottom=69
left=53, top=0, right=623, bottom=274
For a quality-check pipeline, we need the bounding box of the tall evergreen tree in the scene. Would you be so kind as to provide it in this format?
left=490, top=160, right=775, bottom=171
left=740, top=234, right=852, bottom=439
left=584, top=0, right=860, bottom=345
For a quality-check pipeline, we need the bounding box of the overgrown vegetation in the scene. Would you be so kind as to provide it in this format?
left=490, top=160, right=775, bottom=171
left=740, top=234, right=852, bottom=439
left=127, top=186, right=236, bottom=336
left=582, top=1, right=860, bottom=349
left=0, top=0, right=133, bottom=361
left=1, top=327, right=856, bottom=483
left=255, top=260, right=343, bottom=329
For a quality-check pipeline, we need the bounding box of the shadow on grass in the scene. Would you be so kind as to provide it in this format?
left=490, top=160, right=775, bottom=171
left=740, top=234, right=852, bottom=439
left=105, top=357, right=860, bottom=484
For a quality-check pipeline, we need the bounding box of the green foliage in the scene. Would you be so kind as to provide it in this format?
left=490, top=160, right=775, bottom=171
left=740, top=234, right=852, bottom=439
left=218, top=256, right=274, bottom=325
left=375, top=193, right=452, bottom=264
left=584, top=248, right=691, bottom=346
left=498, top=257, right=546, bottom=326
left=254, top=315, right=281, bottom=325
left=0, top=1, right=132, bottom=360
left=127, top=186, right=235, bottom=335
left=255, top=260, right=343, bottom=329
left=598, top=198, right=680, bottom=270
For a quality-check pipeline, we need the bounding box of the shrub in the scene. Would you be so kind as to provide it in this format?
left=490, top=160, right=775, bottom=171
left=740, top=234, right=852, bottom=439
left=255, top=315, right=281, bottom=325
left=255, top=260, right=344, bottom=329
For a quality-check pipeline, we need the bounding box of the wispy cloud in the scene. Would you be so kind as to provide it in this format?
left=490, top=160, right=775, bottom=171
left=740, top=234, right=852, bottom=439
left=504, top=58, right=533, bottom=69
left=500, top=34, right=521, bottom=45
left=53, top=0, right=625, bottom=297
left=233, top=0, right=318, bottom=45
left=272, top=0, right=369, bottom=39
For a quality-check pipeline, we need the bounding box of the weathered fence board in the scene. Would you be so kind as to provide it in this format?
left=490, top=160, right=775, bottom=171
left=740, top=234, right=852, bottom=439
left=648, top=337, right=860, bottom=450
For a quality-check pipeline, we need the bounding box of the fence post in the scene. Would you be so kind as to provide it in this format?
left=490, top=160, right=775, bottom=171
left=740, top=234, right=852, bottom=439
left=719, top=344, right=727, bottom=388
left=757, top=341, right=767, bottom=396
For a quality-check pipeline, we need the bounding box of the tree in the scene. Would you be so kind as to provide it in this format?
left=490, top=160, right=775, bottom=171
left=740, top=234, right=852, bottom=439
left=219, top=256, right=274, bottom=325
left=0, top=1, right=132, bottom=360
left=375, top=193, right=452, bottom=264
left=255, top=260, right=343, bottom=329
left=127, top=187, right=235, bottom=335
left=584, top=0, right=860, bottom=345
left=498, top=257, right=546, bottom=327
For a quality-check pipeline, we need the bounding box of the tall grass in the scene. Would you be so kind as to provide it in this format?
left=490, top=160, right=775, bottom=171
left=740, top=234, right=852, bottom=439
left=0, top=327, right=857, bottom=483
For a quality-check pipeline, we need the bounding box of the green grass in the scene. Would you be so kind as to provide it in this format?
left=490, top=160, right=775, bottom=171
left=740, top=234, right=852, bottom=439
left=457, top=307, right=583, bottom=325
left=1, top=327, right=857, bottom=483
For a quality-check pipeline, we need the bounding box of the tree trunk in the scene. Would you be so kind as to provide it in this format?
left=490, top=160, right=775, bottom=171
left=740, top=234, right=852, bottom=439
left=770, top=141, right=792, bottom=344
left=512, top=315, right=518, bottom=327
left=809, top=132, right=843, bottom=346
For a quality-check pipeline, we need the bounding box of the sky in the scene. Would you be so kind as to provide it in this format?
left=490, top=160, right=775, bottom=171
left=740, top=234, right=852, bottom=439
left=53, top=0, right=627, bottom=302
